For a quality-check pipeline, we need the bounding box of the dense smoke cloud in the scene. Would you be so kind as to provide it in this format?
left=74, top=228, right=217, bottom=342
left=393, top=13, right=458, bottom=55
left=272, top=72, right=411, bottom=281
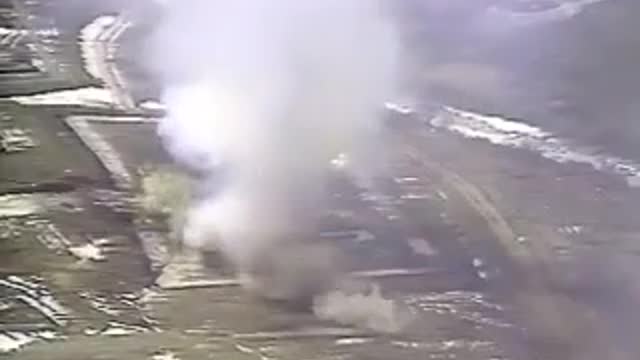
left=148, top=0, right=403, bottom=330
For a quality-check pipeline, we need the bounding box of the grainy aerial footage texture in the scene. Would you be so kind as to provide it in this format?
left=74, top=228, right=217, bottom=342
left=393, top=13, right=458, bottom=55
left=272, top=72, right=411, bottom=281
left=2, top=0, right=640, bottom=359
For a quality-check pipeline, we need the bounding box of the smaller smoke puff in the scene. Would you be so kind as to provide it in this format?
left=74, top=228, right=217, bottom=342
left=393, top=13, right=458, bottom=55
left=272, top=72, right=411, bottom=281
left=313, top=283, right=411, bottom=333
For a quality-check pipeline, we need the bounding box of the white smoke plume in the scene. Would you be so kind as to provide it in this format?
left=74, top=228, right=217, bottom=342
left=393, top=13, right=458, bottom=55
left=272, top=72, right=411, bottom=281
left=148, top=0, right=401, bottom=323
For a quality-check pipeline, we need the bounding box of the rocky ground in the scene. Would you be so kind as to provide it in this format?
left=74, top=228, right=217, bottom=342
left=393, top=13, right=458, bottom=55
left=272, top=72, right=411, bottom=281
left=2, top=1, right=640, bottom=359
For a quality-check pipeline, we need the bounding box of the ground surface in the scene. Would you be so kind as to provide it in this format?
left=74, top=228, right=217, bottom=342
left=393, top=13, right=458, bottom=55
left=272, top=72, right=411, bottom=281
left=2, top=1, right=640, bottom=359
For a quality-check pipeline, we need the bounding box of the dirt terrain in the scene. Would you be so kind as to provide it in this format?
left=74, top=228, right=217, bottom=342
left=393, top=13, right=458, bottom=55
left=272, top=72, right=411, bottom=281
left=2, top=1, right=640, bottom=359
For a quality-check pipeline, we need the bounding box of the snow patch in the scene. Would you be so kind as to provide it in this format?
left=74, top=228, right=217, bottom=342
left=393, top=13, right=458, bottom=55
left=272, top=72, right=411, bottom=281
left=0, top=276, right=69, bottom=327
left=151, top=351, right=180, bottom=360
left=0, top=27, right=59, bottom=38
left=0, top=332, right=37, bottom=353
left=431, top=106, right=640, bottom=186
left=486, top=0, right=608, bottom=26
left=139, top=100, right=167, bottom=112
left=8, top=87, right=117, bottom=107
left=78, top=14, right=134, bottom=109
left=384, top=101, right=414, bottom=115
left=0, top=27, right=58, bottom=49
left=100, top=321, right=151, bottom=337
left=79, top=15, right=118, bottom=80
left=68, top=243, right=106, bottom=262
left=0, top=195, right=41, bottom=218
